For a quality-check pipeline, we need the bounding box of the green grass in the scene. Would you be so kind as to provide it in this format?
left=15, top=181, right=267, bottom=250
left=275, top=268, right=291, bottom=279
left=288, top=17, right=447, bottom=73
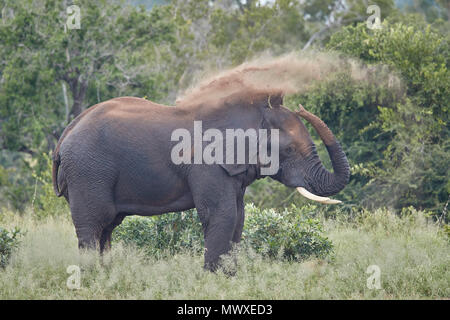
left=0, top=207, right=448, bottom=299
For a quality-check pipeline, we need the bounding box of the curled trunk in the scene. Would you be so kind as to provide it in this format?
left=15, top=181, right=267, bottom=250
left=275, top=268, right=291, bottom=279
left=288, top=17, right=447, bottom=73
left=297, top=104, right=350, bottom=197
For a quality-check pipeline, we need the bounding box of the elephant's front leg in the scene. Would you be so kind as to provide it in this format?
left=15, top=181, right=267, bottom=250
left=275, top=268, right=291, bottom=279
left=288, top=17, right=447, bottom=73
left=189, top=168, right=239, bottom=272
left=232, top=189, right=245, bottom=244
left=202, top=201, right=237, bottom=272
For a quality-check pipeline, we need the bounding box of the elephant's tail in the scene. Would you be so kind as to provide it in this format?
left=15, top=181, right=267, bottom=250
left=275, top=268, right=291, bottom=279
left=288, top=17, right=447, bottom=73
left=52, top=152, right=66, bottom=197
left=51, top=102, right=105, bottom=197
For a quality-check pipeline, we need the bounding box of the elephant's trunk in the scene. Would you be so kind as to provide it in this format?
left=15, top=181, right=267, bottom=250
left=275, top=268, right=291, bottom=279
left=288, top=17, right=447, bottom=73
left=297, top=104, right=350, bottom=197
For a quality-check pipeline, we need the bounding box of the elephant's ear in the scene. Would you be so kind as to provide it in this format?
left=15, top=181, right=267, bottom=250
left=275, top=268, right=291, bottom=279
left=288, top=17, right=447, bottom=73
left=219, top=164, right=249, bottom=176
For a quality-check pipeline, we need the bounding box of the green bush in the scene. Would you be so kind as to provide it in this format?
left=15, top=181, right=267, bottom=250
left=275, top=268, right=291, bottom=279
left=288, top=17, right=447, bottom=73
left=113, top=210, right=204, bottom=258
left=113, top=204, right=333, bottom=262
left=0, top=226, right=22, bottom=268
left=243, top=204, right=333, bottom=261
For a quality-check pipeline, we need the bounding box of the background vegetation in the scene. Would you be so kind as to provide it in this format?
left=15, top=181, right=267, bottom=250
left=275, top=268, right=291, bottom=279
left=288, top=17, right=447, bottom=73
left=0, top=206, right=448, bottom=299
left=0, top=0, right=448, bottom=299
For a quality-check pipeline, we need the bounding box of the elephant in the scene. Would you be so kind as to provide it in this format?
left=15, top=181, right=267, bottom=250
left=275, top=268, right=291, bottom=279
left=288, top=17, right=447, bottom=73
left=52, top=88, right=350, bottom=272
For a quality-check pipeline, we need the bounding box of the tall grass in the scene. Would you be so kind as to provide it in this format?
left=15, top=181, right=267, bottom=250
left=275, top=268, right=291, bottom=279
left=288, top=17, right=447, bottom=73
left=0, top=207, right=448, bottom=299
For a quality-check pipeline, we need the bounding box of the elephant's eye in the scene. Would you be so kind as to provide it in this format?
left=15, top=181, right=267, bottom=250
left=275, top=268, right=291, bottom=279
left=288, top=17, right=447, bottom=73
left=285, top=145, right=295, bottom=155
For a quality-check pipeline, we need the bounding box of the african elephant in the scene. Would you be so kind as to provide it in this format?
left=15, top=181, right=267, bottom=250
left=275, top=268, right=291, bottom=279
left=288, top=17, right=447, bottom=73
left=52, top=88, right=349, bottom=272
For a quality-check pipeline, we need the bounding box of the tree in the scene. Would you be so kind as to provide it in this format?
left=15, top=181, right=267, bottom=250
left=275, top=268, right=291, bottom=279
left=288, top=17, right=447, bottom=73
left=0, top=0, right=176, bottom=155
left=0, top=0, right=179, bottom=209
left=327, top=17, right=449, bottom=213
left=301, top=0, right=396, bottom=50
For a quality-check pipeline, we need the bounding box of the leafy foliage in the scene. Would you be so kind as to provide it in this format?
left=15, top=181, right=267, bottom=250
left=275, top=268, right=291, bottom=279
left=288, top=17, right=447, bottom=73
left=0, top=226, right=22, bottom=268
left=113, top=204, right=334, bottom=262
left=243, top=204, right=333, bottom=261
left=113, top=210, right=204, bottom=257
left=325, top=18, right=449, bottom=214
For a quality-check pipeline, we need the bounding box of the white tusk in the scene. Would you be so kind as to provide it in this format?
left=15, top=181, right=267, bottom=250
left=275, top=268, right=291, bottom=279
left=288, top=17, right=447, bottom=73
left=296, top=187, right=342, bottom=204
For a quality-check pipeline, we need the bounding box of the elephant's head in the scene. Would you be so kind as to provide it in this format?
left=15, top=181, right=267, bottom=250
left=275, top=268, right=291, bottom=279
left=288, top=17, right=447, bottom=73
left=261, top=97, right=350, bottom=204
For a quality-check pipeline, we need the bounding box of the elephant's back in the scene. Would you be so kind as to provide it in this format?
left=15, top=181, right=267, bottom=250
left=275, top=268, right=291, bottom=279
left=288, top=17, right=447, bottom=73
left=66, top=97, right=176, bottom=130
left=57, top=97, right=177, bottom=152
left=56, top=96, right=187, bottom=177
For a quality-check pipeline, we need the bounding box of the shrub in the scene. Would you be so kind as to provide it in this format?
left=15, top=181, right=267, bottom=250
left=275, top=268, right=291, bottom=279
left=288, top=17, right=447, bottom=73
left=113, top=204, right=334, bottom=262
left=243, top=204, right=333, bottom=261
left=0, top=226, right=22, bottom=268
left=113, top=210, right=204, bottom=257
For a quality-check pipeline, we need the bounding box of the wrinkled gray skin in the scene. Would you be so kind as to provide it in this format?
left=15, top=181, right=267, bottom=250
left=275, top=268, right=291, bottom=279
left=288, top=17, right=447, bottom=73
left=53, top=94, right=350, bottom=272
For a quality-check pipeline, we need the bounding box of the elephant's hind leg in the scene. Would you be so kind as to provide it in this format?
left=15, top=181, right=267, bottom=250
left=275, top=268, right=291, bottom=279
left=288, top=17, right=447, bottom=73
left=99, top=213, right=126, bottom=253
left=68, top=189, right=117, bottom=252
